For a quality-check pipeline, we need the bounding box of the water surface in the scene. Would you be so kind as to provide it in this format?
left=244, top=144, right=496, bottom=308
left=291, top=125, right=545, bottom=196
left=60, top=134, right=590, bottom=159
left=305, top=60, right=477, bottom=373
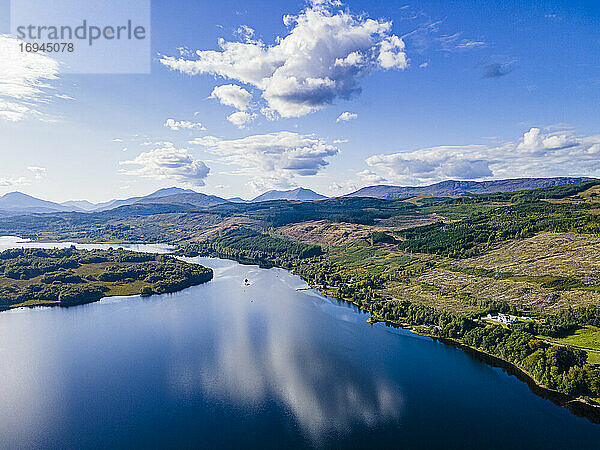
left=0, top=239, right=599, bottom=448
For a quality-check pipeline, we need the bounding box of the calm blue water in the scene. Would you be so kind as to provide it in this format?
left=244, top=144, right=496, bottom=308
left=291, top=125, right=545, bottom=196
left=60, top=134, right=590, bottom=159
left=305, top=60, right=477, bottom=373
left=0, top=238, right=599, bottom=449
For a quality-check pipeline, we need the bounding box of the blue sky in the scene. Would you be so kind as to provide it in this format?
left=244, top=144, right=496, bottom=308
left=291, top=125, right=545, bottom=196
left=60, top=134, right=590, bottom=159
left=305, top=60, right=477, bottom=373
left=1, top=0, right=599, bottom=202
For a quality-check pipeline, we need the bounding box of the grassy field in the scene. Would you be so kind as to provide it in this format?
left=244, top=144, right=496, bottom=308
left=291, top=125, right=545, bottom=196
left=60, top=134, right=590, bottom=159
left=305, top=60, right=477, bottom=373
left=277, top=219, right=431, bottom=246
left=382, top=281, right=483, bottom=316
left=441, top=232, right=600, bottom=311
left=542, top=326, right=600, bottom=365
left=305, top=232, right=600, bottom=316
left=287, top=229, right=600, bottom=318
left=455, top=233, right=600, bottom=283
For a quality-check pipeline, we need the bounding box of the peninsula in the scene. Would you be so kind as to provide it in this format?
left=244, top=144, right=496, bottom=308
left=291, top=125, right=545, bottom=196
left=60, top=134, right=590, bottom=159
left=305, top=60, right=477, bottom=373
left=0, top=247, right=213, bottom=309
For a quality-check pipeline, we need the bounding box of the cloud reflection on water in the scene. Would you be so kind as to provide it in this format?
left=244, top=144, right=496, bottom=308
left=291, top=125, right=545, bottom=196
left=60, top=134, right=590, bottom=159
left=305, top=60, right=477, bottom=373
left=168, top=259, right=404, bottom=442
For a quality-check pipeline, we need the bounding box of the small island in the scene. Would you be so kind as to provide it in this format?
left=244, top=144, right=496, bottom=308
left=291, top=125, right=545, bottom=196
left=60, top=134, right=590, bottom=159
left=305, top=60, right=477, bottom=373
left=0, top=247, right=213, bottom=309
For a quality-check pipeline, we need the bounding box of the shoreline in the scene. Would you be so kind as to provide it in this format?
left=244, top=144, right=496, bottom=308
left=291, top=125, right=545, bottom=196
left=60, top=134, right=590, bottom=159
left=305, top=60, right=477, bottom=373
left=437, top=336, right=600, bottom=423
left=0, top=242, right=212, bottom=311
left=0, top=274, right=213, bottom=312
left=3, top=240, right=600, bottom=423
left=163, top=248, right=600, bottom=423
left=306, top=284, right=600, bottom=424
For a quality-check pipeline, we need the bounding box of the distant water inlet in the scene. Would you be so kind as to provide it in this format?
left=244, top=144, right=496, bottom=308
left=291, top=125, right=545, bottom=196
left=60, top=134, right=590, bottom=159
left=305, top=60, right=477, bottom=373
left=0, top=240, right=599, bottom=448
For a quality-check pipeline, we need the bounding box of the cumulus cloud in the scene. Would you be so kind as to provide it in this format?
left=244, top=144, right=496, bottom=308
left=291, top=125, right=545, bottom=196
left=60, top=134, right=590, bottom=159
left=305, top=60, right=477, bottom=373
left=227, top=111, right=256, bottom=128
left=142, top=140, right=173, bottom=147
left=0, top=34, right=60, bottom=121
left=365, top=128, right=600, bottom=185
left=160, top=1, right=407, bottom=118
left=367, top=146, right=493, bottom=184
left=0, top=167, right=46, bottom=189
left=210, top=84, right=253, bottom=110
left=516, top=127, right=578, bottom=153
left=356, top=169, right=387, bottom=184
left=27, top=166, right=47, bottom=180
left=190, top=131, right=339, bottom=189
left=328, top=169, right=387, bottom=194
left=119, top=143, right=210, bottom=186
left=0, top=176, right=28, bottom=187
left=247, top=177, right=295, bottom=193
left=336, top=111, right=357, bottom=122
left=164, top=118, right=206, bottom=131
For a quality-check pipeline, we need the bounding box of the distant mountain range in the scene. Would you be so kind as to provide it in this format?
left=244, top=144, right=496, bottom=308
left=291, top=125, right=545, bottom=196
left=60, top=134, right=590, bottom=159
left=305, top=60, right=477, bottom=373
left=251, top=188, right=327, bottom=202
left=345, top=177, right=593, bottom=199
left=60, top=199, right=97, bottom=211
left=0, top=192, right=76, bottom=215
left=85, top=187, right=202, bottom=212
left=0, top=186, right=328, bottom=216
left=0, top=178, right=594, bottom=216
left=0, top=187, right=228, bottom=216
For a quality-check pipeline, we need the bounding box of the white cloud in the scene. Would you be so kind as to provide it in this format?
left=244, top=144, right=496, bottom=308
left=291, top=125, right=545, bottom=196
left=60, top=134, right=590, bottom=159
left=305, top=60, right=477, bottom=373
left=235, top=25, right=255, bottom=42
left=27, top=166, right=47, bottom=180
left=516, top=127, right=577, bottom=153
left=247, top=177, right=295, bottom=194
left=0, top=167, right=46, bottom=189
left=164, top=118, right=206, bottom=131
left=210, top=84, right=253, bottom=110
left=365, top=128, right=600, bottom=185
left=142, top=140, right=173, bottom=147
left=112, top=138, right=123, bottom=142
left=402, top=22, right=485, bottom=55
left=0, top=176, right=29, bottom=187
left=336, top=111, right=357, bottom=122
left=356, top=169, right=387, bottom=184
left=160, top=1, right=407, bottom=118
left=0, top=34, right=60, bottom=121
left=367, top=146, right=492, bottom=184
left=190, top=131, right=339, bottom=189
left=119, top=143, right=210, bottom=186
left=419, top=62, right=429, bottom=68
left=456, top=40, right=486, bottom=49
left=438, top=32, right=486, bottom=52
left=328, top=169, right=386, bottom=193
left=227, top=111, right=256, bottom=128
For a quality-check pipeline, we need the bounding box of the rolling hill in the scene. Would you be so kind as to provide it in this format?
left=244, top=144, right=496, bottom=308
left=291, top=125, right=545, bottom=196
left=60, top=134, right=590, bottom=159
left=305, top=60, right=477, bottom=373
left=135, top=192, right=229, bottom=208
left=345, top=177, right=593, bottom=199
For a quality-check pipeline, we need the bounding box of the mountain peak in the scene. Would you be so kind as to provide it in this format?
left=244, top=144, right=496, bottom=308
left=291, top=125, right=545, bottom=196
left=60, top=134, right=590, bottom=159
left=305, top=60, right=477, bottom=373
left=251, top=187, right=327, bottom=202
left=146, top=187, right=198, bottom=198
left=0, top=191, right=77, bottom=214
left=2, top=191, right=35, bottom=199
